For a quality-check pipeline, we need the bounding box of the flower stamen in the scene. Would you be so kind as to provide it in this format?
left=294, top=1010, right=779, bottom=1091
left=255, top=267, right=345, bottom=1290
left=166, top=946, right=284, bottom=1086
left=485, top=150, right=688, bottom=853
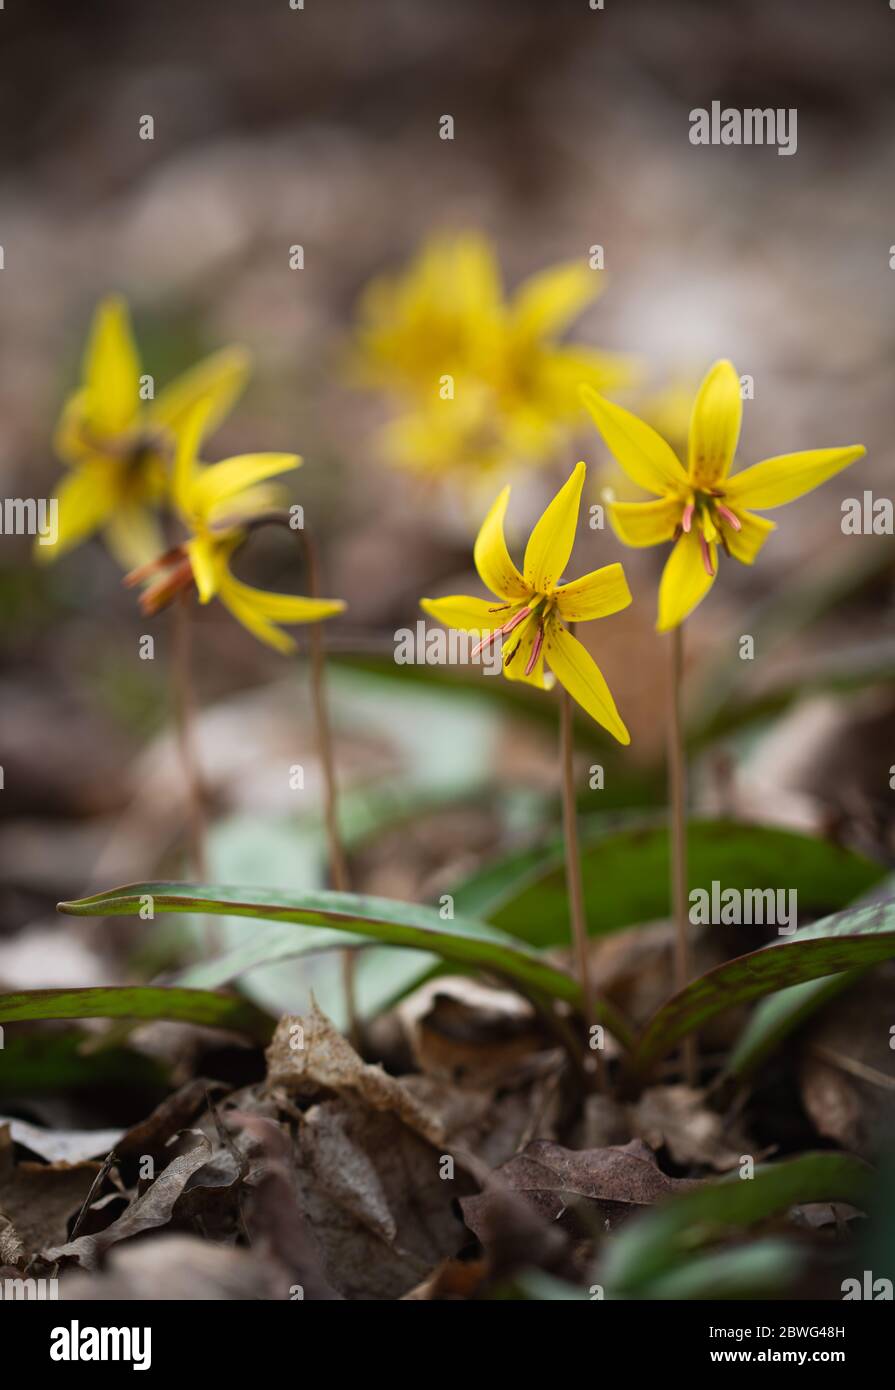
left=716, top=502, right=741, bottom=531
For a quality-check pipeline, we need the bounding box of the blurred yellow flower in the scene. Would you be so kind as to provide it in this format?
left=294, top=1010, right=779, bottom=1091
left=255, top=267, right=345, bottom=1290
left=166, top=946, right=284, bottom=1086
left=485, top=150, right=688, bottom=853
left=354, top=233, right=634, bottom=479
left=582, top=360, right=866, bottom=632
left=421, top=461, right=631, bottom=742
left=126, top=403, right=345, bottom=654
left=40, top=296, right=249, bottom=568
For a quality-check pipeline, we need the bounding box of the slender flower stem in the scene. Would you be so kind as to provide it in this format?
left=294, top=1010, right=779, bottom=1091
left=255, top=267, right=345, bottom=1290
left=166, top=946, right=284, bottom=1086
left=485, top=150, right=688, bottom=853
left=559, top=676, right=606, bottom=1093
left=172, top=594, right=208, bottom=881
left=298, top=528, right=358, bottom=1045
left=669, top=622, right=697, bottom=1086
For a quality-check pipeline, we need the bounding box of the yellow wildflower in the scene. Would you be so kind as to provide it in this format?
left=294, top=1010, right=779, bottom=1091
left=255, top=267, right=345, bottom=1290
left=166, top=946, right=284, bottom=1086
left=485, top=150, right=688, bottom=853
left=355, top=233, right=634, bottom=478
left=421, top=461, right=631, bottom=742
left=41, top=296, right=249, bottom=568
left=582, top=360, right=866, bottom=631
left=126, top=404, right=345, bottom=653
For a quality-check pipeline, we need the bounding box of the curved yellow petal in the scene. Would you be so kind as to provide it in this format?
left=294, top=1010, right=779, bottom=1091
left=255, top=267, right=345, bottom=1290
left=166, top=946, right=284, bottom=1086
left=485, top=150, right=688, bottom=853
left=421, top=595, right=508, bottom=632
left=543, top=622, right=629, bottom=744
left=657, top=531, right=716, bottom=632
left=190, top=453, right=302, bottom=520
left=607, top=495, right=681, bottom=548
left=581, top=385, right=688, bottom=496
left=554, top=562, right=632, bottom=622
left=225, top=580, right=345, bottom=624
left=186, top=536, right=220, bottom=603
left=103, top=503, right=166, bottom=573
left=688, top=358, right=741, bottom=488
left=724, top=446, right=865, bottom=510
left=150, top=346, right=250, bottom=440
left=34, top=463, right=118, bottom=563
left=217, top=585, right=297, bottom=654
left=523, top=461, right=586, bottom=592
left=473, top=486, right=529, bottom=600
left=510, top=261, right=600, bottom=342
left=172, top=399, right=213, bottom=516
left=217, top=570, right=344, bottom=653
left=82, top=296, right=141, bottom=436
left=722, top=508, right=776, bottom=565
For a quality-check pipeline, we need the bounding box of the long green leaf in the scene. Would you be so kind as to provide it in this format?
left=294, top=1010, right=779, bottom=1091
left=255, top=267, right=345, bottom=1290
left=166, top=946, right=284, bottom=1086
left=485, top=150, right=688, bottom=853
left=603, top=1152, right=875, bottom=1296
left=57, top=882, right=634, bottom=1046
left=630, top=898, right=895, bottom=1073
left=0, top=986, right=273, bottom=1041
left=453, top=820, right=884, bottom=947
left=723, top=970, right=862, bottom=1080
left=724, top=872, right=895, bottom=1079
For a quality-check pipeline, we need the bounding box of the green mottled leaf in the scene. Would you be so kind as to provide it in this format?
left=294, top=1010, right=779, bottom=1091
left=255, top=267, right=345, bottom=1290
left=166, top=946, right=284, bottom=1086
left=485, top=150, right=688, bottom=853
left=57, top=882, right=634, bottom=1047
left=0, top=986, right=273, bottom=1041
left=630, top=899, right=895, bottom=1074
left=453, top=821, right=884, bottom=947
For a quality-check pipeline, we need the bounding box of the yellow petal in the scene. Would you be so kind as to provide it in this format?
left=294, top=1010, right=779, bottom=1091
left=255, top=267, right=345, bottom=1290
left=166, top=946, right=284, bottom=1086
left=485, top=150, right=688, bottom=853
left=657, top=531, right=716, bottom=631
left=554, top=562, right=632, bottom=622
left=82, top=296, right=141, bottom=436
left=103, top=503, right=166, bottom=572
left=722, top=508, right=776, bottom=565
left=186, top=536, right=220, bottom=603
left=150, top=346, right=250, bottom=439
left=543, top=623, right=629, bottom=744
left=217, top=570, right=344, bottom=653
left=172, top=399, right=213, bottom=516
left=510, top=260, right=600, bottom=342
left=688, top=359, right=742, bottom=488
left=523, top=461, right=586, bottom=592
left=473, top=486, right=529, bottom=600
left=34, top=464, right=117, bottom=563
left=724, top=446, right=865, bottom=510
left=421, top=595, right=507, bottom=632
left=217, top=585, right=297, bottom=654
left=608, top=495, right=681, bottom=548
left=53, top=390, right=93, bottom=466
left=190, top=452, right=302, bottom=520
left=581, top=385, right=688, bottom=496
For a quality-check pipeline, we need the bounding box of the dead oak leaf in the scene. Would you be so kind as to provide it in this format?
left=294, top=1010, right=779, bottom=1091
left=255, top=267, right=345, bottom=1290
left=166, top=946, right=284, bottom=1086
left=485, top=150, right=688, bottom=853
left=43, top=1136, right=213, bottom=1270
left=265, top=1000, right=445, bottom=1148
left=461, top=1138, right=702, bottom=1237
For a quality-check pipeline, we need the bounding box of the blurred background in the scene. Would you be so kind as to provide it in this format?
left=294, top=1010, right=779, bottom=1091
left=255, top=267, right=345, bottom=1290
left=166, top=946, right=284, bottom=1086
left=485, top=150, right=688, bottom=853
left=1, top=0, right=893, bottom=1032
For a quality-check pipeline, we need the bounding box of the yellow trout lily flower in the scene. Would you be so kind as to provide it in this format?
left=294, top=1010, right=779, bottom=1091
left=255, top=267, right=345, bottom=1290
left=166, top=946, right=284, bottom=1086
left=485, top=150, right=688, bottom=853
left=41, top=296, right=250, bottom=569
left=355, top=232, right=634, bottom=479
left=581, top=360, right=866, bottom=631
left=421, top=461, right=631, bottom=742
left=125, top=404, right=345, bottom=654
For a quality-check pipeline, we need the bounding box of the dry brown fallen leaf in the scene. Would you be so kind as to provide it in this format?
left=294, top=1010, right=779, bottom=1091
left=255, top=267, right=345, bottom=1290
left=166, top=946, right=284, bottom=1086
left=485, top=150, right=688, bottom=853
left=266, top=999, right=446, bottom=1148
left=43, top=1135, right=214, bottom=1270
left=461, top=1138, right=702, bottom=1239
left=0, top=1123, right=101, bottom=1261
left=628, top=1084, right=747, bottom=1171
left=397, top=976, right=552, bottom=1087
left=292, top=1098, right=472, bottom=1300
left=226, top=1110, right=341, bottom=1300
